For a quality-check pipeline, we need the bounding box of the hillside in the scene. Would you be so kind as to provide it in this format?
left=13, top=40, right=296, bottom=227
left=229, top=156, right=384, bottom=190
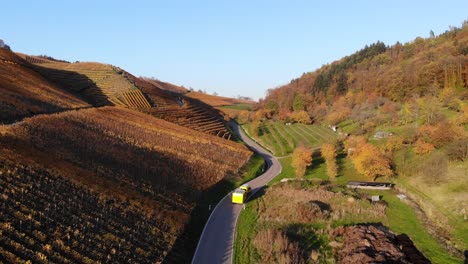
left=262, top=24, right=467, bottom=116
left=0, top=49, right=89, bottom=124
left=0, top=106, right=251, bottom=263
left=18, top=56, right=234, bottom=140
left=142, top=77, right=189, bottom=94
left=120, top=70, right=234, bottom=139
left=29, top=59, right=151, bottom=108
left=186, top=91, right=246, bottom=107
left=1, top=46, right=255, bottom=262
left=245, top=22, right=468, bottom=262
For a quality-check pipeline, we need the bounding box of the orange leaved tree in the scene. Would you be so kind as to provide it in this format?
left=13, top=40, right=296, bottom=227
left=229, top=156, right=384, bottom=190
left=291, top=146, right=313, bottom=178
left=321, top=143, right=338, bottom=180
left=346, top=136, right=393, bottom=181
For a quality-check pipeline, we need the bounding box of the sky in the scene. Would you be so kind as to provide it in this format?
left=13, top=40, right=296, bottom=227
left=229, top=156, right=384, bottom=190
left=2, top=1, right=467, bottom=100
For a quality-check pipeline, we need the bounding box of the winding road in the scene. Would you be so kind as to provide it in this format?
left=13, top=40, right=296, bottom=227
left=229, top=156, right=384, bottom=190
left=191, top=121, right=282, bottom=264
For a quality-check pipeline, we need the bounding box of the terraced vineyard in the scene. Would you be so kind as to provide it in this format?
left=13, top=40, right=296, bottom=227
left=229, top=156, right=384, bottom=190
left=29, top=60, right=151, bottom=108
left=244, top=121, right=337, bottom=156
left=120, top=70, right=234, bottom=139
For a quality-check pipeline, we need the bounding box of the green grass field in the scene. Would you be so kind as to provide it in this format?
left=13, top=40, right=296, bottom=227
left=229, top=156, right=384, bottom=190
left=234, top=153, right=463, bottom=263
left=243, top=121, right=337, bottom=156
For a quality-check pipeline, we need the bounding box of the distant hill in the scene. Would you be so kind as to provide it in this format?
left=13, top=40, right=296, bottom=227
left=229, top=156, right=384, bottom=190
left=0, top=49, right=89, bottom=123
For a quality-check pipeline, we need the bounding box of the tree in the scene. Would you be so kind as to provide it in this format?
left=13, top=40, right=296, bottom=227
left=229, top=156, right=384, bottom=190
left=352, top=143, right=393, bottom=181
left=321, top=143, right=337, bottom=180
left=265, top=100, right=279, bottom=115
left=346, top=137, right=393, bottom=181
left=251, top=121, right=261, bottom=137
left=293, top=94, right=305, bottom=111
left=290, top=110, right=311, bottom=124
left=291, top=147, right=313, bottom=178
left=336, top=72, right=348, bottom=94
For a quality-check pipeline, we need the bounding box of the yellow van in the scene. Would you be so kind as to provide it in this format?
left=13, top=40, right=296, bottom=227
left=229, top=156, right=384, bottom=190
left=232, top=184, right=251, bottom=204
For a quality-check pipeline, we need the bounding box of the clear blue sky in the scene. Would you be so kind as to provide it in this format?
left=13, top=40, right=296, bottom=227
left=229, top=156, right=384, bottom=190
left=2, top=1, right=467, bottom=100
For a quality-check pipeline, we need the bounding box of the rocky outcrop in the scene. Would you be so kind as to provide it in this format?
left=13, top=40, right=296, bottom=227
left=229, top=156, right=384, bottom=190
left=333, top=225, right=430, bottom=264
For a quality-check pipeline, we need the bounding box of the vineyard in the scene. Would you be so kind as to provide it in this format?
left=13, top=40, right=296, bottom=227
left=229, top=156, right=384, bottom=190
left=0, top=160, right=174, bottom=263
left=0, top=49, right=89, bottom=123
left=16, top=53, right=235, bottom=140
left=121, top=70, right=234, bottom=139
left=0, top=107, right=252, bottom=262
left=244, top=121, right=337, bottom=156
left=31, top=61, right=151, bottom=108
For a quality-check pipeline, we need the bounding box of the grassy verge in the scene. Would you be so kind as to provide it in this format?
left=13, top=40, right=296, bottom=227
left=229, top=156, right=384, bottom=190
left=363, top=190, right=462, bottom=264
left=233, top=198, right=261, bottom=264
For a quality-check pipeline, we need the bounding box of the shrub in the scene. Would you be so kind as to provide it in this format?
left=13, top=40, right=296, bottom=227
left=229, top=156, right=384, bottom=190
left=414, top=139, right=435, bottom=155
left=254, top=228, right=303, bottom=264
left=416, top=151, right=448, bottom=184
left=446, top=138, right=468, bottom=161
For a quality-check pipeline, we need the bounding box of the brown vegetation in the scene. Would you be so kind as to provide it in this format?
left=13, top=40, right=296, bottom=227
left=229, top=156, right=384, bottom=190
left=334, top=225, right=430, bottom=264
left=120, top=70, right=234, bottom=139
left=186, top=91, right=244, bottom=107
left=0, top=49, right=89, bottom=123
left=0, top=107, right=251, bottom=263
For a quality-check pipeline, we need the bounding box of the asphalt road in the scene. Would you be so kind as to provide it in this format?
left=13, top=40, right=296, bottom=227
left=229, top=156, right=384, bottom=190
left=191, top=121, right=282, bottom=264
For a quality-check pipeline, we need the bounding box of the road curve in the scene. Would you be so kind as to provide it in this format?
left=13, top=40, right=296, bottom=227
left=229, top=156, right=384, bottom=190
left=191, top=121, right=281, bottom=264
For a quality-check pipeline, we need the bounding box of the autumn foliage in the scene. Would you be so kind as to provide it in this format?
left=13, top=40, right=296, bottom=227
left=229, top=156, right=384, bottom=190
left=291, top=147, right=313, bottom=178
left=346, top=136, right=393, bottom=181
left=413, top=139, right=435, bottom=155
left=321, top=143, right=338, bottom=180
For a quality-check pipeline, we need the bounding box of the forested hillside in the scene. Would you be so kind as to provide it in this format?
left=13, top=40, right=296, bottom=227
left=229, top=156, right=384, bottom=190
left=249, top=22, right=468, bottom=261
left=262, top=23, right=467, bottom=122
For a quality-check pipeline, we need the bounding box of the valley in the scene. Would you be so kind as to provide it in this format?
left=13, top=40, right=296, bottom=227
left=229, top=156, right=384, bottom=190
left=1, top=13, right=467, bottom=264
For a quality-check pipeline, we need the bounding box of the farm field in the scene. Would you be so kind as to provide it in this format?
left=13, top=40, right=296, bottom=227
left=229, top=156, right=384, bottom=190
left=243, top=121, right=337, bottom=156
